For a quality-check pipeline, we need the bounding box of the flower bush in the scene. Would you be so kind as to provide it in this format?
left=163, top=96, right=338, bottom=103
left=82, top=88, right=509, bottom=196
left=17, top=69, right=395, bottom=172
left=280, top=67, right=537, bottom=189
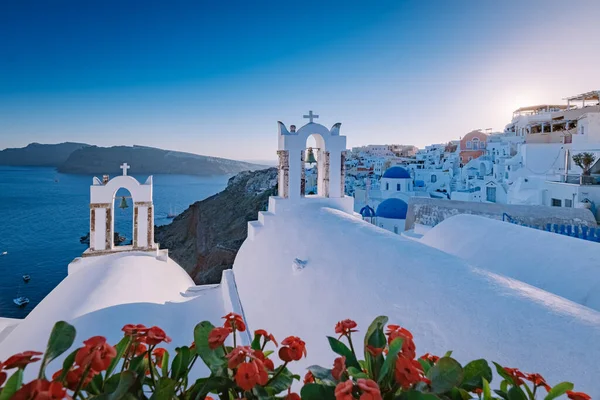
left=0, top=315, right=590, bottom=399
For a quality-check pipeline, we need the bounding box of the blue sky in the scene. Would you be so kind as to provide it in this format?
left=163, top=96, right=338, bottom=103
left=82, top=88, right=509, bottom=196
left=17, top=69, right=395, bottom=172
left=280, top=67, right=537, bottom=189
left=1, top=0, right=599, bottom=161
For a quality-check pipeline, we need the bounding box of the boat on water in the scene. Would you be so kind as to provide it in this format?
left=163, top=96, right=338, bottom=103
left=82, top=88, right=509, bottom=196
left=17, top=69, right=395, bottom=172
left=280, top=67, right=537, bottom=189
left=1, top=251, right=7, bottom=256
left=23, top=274, right=31, bottom=282
left=13, top=296, right=29, bottom=307
left=167, top=205, right=177, bottom=219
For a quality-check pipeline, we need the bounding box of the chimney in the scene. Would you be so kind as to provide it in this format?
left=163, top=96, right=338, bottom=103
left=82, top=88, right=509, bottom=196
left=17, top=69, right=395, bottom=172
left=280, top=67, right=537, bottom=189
left=102, top=175, right=109, bottom=185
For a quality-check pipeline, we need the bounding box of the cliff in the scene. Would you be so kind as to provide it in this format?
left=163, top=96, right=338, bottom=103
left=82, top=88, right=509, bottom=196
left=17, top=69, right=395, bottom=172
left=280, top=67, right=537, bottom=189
left=155, top=168, right=278, bottom=283
left=58, top=145, right=264, bottom=176
left=0, top=142, right=89, bottom=166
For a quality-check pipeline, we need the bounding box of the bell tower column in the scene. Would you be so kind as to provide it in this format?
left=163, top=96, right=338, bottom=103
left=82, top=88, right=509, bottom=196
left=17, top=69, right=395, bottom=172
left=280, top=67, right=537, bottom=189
left=277, top=150, right=289, bottom=198
left=340, top=151, right=347, bottom=197
left=322, top=151, right=330, bottom=197
left=300, top=150, right=306, bottom=197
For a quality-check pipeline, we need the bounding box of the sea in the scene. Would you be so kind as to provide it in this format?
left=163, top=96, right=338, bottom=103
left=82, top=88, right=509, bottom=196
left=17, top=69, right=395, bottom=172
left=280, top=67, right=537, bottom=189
left=0, top=166, right=230, bottom=319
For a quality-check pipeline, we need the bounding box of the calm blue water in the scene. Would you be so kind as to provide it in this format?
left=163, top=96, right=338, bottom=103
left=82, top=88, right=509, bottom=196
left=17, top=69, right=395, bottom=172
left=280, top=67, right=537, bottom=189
left=0, top=166, right=229, bottom=318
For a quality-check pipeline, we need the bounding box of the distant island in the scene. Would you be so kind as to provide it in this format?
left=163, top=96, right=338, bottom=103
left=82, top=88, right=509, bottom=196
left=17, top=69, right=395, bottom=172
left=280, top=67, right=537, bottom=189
left=0, top=143, right=266, bottom=176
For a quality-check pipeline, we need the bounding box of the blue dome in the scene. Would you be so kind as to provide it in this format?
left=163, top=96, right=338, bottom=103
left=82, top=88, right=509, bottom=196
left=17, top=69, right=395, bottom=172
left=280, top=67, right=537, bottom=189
left=359, top=205, right=376, bottom=218
left=382, top=166, right=411, bottom=179
left=376, top=198, right=408, bottom=219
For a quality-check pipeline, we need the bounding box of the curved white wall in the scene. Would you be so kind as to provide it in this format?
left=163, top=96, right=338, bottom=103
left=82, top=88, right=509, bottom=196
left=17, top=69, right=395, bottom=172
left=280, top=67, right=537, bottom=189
left=234, top=203, right=600, bottom=396
left=420, top=214, right=600, bottom=312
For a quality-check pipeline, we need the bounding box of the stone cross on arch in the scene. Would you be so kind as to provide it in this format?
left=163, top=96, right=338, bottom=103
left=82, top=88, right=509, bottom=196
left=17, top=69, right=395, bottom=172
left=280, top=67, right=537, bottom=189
left=120, top=163, right=130, bottom=176
left=303, top=110, right=319, bottom=123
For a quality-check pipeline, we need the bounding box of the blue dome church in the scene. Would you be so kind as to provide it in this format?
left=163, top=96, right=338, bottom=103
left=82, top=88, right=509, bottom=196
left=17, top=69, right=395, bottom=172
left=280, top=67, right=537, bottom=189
left=375, top=198, right=408, bottom=234
left=380, top=166, right=413, bottom=199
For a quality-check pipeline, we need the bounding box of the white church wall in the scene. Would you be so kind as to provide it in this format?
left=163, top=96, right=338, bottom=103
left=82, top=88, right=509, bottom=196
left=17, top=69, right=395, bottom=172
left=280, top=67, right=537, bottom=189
left=233, top=202, right=600, bottom=397
left=376, top=217, right=406, bottom=234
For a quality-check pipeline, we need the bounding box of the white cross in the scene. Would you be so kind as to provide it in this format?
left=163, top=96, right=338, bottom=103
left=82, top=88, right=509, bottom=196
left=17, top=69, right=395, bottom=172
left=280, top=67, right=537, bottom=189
left=303, top=110, right=319, bottom=123
left=120, top=163, right=130, bottom=176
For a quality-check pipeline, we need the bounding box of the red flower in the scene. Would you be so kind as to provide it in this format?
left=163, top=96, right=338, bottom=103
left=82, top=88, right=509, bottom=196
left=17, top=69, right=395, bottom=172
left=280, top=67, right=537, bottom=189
left=255, top=329, right=278, bottom=347
left=122, top=324, right=149, bottom=337
left=208, top=327, right=231, bottom=350
left=304, top=371, right=315, bottom=384
left=253, top=350, right=274, bottom=371
left=127, top=342, right=147, bottom=357
left=366, top=345, right=384, bottom=357
left=386, top=325, right=416, bottom=360
left=567, top=391, right=591, bottom=400
left=226, top=346, right=253, bottom=369
left=335, top=319, right=358, bottom=338
left=144, top=326, right=172, bottom=346
left=12, top=379, right=68, bottom=399
left=75, top=336, right=117, bottom=372
left=0, top=370, right=6, bottom=387
left=419, top=353, right=439, bottom=363
left=335, top=380, right=354, bottom=400
left=357, top=378, right=382, bottom=400
left=285, top=388, right=301, bottom=400
left=278, top=336, right=306, bottom=362
left=395, top=356, right=424, bottom=389
left=222, top=313, right=246, bottom=332
left=503, top=367, right=525, bottom=386
left=52, top=366, right=95, bottom=391
left=234, top=361, right=268, bottom=391
left=3, top=351, right=43, bottom=370
left=153, top=348, right=167, bottom=368
left=332, top=356, right=347, bottom=380
left=473, top=388, right=483, bottom=396
left=525, top=373, right=551, bottom=392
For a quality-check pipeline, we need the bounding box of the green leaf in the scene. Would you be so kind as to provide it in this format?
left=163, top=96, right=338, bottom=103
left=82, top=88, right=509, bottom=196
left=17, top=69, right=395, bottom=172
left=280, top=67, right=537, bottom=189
left=193, top=321, right=226, bottom=374
left=38, top=321, right=76, bottom=379
left=363, top=316, right=388, bottom=378
left=128, top=354, right=148, bottom=377
left=494, top=390, right=510, bottom=400
left=544, top=382, right=574, bottom=400
left=105, top=336, right=131, bottom=380
left=170, top=346, right=191, bottom=381
left=400, top=390, right=441, bottom=400
left=377, top=337, right=403, bottom=385
left=450, top=387, right=472, bottom=400
left=300, top=383, right=336, bottom=400
left=263, top=350, right=274, bottom=358
left=364, top=316, right=389, bottom=348
left=492, top=362, right=515, bottom=385
left=348, top=366, right=369, bottom=380
left=426, top=357, right=464, bottom=394
left=187, top=376, right=231, bottom=400
left=444, top=351, right=453, bottom=358
left=0, top=369, right=23, bottom=400
left=461, top=359, right=492, bottom=391
left=326, top=336, right=361, bottom=370
left=251, top=332, right=262, bottom=351
left=149, top=377, right=177, bottom=400
left=507, top=386, right=527, bottom=400
left=418, top=358, right=431, bottom=375
left=160, top=350, right=170, bottom=377
left=307, top=365, right=335, bottom=382
left=93, top=371, right=138, bottom=400
left=482, top=377, right=492, bottom=400
left=85, top=373, right=103, bottom=395
left=265, top=366, right=294, bottom=395
left=56, top=348, right=78, bottom=383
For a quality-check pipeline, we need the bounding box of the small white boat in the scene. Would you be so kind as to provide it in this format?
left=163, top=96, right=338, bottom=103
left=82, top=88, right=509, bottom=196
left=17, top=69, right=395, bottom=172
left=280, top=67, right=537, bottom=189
left=1, top=251, right=7, bottom=256
left=13, top=296, right=29, bottom=307
left=23, top=274, right=31, bottom=283
left=167, top=205, right=177, bottom=219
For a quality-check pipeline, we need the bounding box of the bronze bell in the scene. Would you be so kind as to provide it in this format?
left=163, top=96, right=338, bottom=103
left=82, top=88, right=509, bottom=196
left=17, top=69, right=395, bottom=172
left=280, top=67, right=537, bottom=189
left=306, top=147, right=317, bottom=165
left=119, top=196, right=128, bottom=209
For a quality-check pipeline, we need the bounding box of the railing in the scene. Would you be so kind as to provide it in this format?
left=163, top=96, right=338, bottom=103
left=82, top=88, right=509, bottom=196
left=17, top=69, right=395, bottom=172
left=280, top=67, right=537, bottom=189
left=547, top=174, right=600, bottom=185
left=503, top=214, right=600, bottom=242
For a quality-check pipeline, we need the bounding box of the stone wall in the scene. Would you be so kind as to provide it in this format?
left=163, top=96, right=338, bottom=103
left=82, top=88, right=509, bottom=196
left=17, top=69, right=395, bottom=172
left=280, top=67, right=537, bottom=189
left=405, top=197, right=597, bottom=230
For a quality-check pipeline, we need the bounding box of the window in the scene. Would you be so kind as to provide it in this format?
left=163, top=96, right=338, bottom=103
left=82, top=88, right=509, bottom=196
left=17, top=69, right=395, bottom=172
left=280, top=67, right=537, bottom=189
left=581, top=126, right=585, bottom=135
left=480, top=141, right=486, bottom=149
left=393, top=226, right=398, bottom=234
left=486, top=187, right=497, bottom=202
left=385, top=183, right=389, bottom=190
left=551, top=198, right=562, bottom=207
left=565, top=199, right=573, bottom=208
left=396, top=183, right=401, bottom=191
left=431, top=175, right=437, bottom=183
left=505, top=172, right=509, bottom=179
left=466, top=141, right=472, bottom=149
